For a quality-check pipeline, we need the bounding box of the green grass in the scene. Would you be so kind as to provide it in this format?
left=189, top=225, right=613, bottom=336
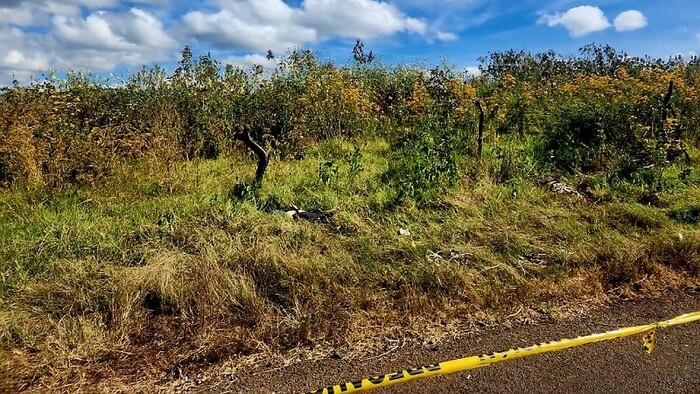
left=1, top=137, right=699, bottom=391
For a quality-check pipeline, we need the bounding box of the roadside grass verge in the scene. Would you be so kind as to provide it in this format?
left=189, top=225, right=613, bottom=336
left=1, top=137, right=698, bottom=391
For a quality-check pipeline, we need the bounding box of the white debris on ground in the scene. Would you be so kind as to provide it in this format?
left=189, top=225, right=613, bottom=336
left=540, top=176, right=583, bottom=198
left=426, top=248, right=473, bottom=264
left=398, top=228, right=412, bottom=236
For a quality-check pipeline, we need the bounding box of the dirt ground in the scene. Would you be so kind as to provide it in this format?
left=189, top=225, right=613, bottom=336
left=195, top=289, right=700, bottom=393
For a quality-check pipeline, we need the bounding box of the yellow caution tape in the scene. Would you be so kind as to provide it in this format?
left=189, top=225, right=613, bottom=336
left=305, top=311, right=700, bottom=394
left=642, top=329, right=657, bottom=354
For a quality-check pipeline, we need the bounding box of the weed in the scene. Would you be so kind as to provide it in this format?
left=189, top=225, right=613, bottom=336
left=344, top=146, right=364, bottom=178
left=318, top=160, right=338, bottom=185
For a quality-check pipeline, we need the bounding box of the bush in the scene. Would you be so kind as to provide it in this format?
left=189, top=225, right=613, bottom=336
left=533, top=67, right=691, bottom=191
left=1, top=45, right=699, bottom=190
left=383, top=119, right=465, bottom=203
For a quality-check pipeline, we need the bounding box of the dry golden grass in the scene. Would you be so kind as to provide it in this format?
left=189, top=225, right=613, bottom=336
left=1, top=137, right=698, bottom=391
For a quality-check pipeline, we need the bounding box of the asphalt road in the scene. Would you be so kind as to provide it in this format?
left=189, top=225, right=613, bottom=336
left=211, top=290, right=700, bottom=394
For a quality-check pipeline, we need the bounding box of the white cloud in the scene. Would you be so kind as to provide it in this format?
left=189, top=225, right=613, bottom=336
left=2, top=48, right=47, bottom=71
left=436, top=31, right=458, bottom=41
left=182, top=0, right=427, bottom=52
left=538, top=5, right=611, bottom=37
left=0, top=0, right=120, bottom=19
left=614, top=10, right=647, bottom=32
left=0, top=0, right=117, bottom=6
left=0, top=7, right=175, bottom=80
left=463, top=66, right=481, bottom=76
left=52, top=8, right=176, bottom=70
left=4, top=50, right=24, bottom=65
left=223, top=53, right=277, bottom=69
left=53, top=8, right=175, bottom=51
left=182, top=8, right=316, bottom=52
left=405, top=17, right=427, bottom=35
left=132, top=0, right=170, bottom=4
left=0, top=25, right=51, bottom=74
left=0, top=0, right=439, bottom=83
left=302, top=0, right=426, bottom=39
left=61, top=0, right=118, bottom=6
left=0, top=3, right=43, bottom=25
left=108, top=8, right=176, bottom=48
left=0, top=0, right=128, bottom=30
left=54, top=13, right=133, bottom=51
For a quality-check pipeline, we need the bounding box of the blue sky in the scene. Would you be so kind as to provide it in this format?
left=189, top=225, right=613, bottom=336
left=0, top=0, right=698, bottom=84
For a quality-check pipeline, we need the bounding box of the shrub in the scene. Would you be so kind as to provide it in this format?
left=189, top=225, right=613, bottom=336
left=383, top=119, right=466, bottom=203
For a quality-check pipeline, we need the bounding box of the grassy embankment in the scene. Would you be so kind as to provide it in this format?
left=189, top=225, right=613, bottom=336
left=2, top=137, right=699, bottom=390
left=1, top=45, right=700, bottom=390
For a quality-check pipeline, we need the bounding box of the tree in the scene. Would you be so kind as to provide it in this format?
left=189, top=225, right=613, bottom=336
left=352, top=39, right=374, bottom=65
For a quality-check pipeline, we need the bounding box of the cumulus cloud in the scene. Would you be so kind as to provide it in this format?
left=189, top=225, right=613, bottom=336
left=436, top=31, right=458, bottom=41
left=0, top=0, right=118, bottom=6
left=132, top=0, right=170, bottom=4
left=614, top=10, right=647, bottom=32
left=0, top=0, right=437, bottom=83
left=463, top=66, right=481, bottom=76
left=52, top=8, right=176, bottom=69
left=0, top=26, right=51, bottom=72
left=182, top=0, right=427, bottom=52
left=1, top=6, right=175, bottom=79
left=0, top=1, right=184, bottom=82
left=54, top=8, right=175, bottom=51
left=301, top=0, right=426, bottom=39
left=0, top=24, right=53, bottom=83
left=182, top=1, right=316, bottom=52
left=538, top=5, right=611, bottom=37
left=223, top=53, right=278, bottom=69
left=0, top=3, right=41, bottom=25
left=54, top=13, right=134, bottom=51
left=0, top=0, right=120, bottom=20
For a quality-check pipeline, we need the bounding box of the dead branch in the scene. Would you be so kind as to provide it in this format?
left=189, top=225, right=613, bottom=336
left=236, top=126, right=269, bottom=186
left=475, top=100, right=485, bottom=161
